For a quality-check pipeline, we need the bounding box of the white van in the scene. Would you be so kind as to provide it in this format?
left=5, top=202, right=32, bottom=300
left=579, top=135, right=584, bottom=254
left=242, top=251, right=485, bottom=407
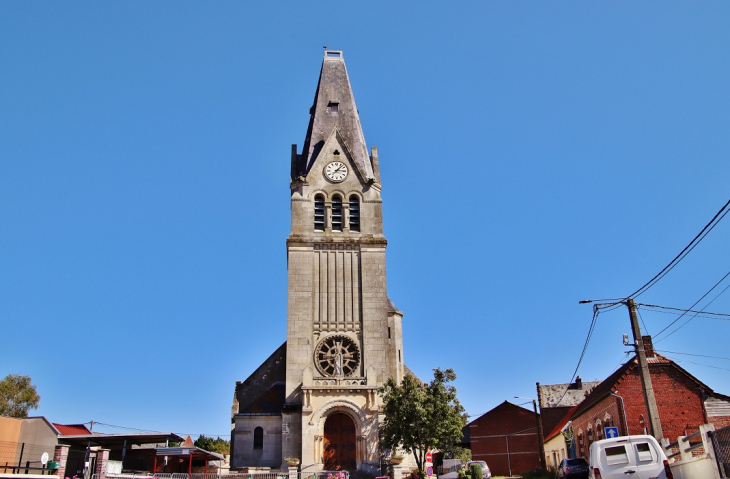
left=588, top=435, right=673, bottom=479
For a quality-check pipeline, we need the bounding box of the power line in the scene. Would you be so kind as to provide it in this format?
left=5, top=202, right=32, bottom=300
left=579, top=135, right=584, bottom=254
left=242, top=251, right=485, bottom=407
left=654, top=349, right=730, bottom=362
left=654, top=271, right=730, bottom=341
left=554, top=304, right=605, bottom=407
left=637, top=307, right=649, bottom=335
left=636, top=303, right=730, bottom=320
left=85, top=421, right=232, bottom=439
left=626, top=197, right=730, bottom=299
left=670, top=358, right=730, bottom=373
left=86, top=422, right=170, bottom=434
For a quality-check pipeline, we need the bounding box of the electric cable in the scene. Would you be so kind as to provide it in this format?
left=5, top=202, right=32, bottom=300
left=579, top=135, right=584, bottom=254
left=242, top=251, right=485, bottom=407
left=637, top=307, right=649, bottom=335
left=656, top=280, right=730, bottom=342
left=668, top=358, right=730, bottom=373
left=636, top=303, right=730, bottom=320
left=653, top=270, right=730, bottom=340
left=626, top=198, right=730, bottom=299
left=654, top=349, right=730, bottom=361
left=554, top=304, right=606, bottom=407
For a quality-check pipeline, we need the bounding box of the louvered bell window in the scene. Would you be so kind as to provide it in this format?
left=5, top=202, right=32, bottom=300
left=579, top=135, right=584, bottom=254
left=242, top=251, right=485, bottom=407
left=314, top=194, right=325, bottom=231
left=331, top=195, right=343, bottom=231
left=349, top=195, right=360, bottom=232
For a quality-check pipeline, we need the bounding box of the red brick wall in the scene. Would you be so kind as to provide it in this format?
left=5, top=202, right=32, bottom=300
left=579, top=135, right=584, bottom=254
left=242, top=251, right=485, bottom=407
left=709, top=416, right=730, bottom=429
left=573, top=363, right=708, bottom=458
left=619, top=364, right=706, bottom=439
left=468, top=403, right=541, bottom=476
left=573, top=395, right=623, bottom=459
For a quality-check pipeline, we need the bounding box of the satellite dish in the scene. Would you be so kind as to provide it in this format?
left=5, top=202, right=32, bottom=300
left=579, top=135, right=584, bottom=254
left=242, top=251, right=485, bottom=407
left=41, top=452, right=49, bottom=465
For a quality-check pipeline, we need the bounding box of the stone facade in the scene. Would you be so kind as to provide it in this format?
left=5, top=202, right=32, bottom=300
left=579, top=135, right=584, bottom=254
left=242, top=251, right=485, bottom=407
left=232, top=50, right=404, bottom=474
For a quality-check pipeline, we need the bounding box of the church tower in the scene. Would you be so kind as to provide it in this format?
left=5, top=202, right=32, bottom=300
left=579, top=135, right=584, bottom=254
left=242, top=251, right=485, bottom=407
left=231, top=50, right=404, bottom=474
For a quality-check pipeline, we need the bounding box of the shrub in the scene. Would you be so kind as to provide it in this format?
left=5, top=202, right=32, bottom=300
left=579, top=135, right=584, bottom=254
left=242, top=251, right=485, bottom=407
left=469, top=463, right=482, bottom=479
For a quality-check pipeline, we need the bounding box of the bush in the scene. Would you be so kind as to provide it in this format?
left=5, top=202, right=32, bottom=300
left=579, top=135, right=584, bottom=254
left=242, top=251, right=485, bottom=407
left=469, top=463, right=482, bottom=479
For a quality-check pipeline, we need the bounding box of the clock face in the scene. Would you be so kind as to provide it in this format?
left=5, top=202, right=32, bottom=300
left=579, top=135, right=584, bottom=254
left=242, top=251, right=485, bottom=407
left=324, top=161, right=348, bottom=182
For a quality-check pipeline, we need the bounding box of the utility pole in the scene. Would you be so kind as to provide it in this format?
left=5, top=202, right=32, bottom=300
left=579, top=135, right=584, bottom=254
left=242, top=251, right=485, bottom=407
left=531, top=399, right=547, bottom=472
left=627, top=298, right=663, bottom=440
left=515, top=396, right=547, bottom=472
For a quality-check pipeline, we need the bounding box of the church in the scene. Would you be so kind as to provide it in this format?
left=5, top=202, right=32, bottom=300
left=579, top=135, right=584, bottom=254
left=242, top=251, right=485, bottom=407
left=230, top=50, right=408, bottom=474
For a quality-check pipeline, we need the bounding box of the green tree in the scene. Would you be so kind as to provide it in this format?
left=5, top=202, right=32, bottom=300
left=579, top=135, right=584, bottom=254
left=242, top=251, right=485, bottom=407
left=378, top=368, right=466, bottom=473
left=0, top=374, right=40, bottom=418
left=442, top=445, right=471, bottom=463
left=194, top=434, right=230, bottom=455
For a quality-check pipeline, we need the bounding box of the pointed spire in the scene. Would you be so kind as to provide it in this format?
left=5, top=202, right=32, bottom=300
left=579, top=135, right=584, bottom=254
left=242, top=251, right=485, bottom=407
left=296, top=50, right=375, bottom=182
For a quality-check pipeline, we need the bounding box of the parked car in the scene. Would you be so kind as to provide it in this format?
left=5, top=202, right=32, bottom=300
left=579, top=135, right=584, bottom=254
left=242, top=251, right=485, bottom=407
left=588, top=435, right=672, bottom=479
left=465, top=460, right=491, bottom=479
left=556, top=458, right=589, bottom=479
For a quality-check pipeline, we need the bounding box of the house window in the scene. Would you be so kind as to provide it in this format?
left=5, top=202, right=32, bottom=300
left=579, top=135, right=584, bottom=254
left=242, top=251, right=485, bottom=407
left=253, top=427, right=263, bottom=450
left=332, top=195, right=343, bottom=231
left=349, top=195, right=360, bottom=232
left=314, top=194, right=325, bottom=231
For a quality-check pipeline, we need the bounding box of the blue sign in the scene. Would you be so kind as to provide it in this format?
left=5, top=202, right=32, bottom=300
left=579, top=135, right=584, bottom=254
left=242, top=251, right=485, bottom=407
left=426, top=467, right=433, bottom=477
left=605, top=427, right=620, bottom=438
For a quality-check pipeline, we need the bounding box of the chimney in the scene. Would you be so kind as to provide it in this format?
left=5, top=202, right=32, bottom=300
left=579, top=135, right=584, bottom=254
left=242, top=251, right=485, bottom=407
left=575, top=376, right=582, bottom=389
left=642, top=335, right=655, bottom=358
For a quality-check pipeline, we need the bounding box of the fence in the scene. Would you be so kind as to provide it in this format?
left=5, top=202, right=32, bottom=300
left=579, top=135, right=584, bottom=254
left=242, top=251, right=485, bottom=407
left=0, top=441, right=57, bottom=475
left=711, top=424, right=730, bottom=478
left=662, top=424, right=722, bottom=479
left=92, top=472, right=348, bottom=479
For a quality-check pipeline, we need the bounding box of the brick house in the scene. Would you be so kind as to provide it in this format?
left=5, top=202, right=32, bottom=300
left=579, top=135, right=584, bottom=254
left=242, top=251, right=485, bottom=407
left=570, top=344, right=730, bottom=459
left=467, top=401, right=541, bottom=476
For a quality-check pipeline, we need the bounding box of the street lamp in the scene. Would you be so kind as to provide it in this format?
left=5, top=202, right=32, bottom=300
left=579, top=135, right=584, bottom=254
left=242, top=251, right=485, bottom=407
left=515, top=396, right=547, bottom=472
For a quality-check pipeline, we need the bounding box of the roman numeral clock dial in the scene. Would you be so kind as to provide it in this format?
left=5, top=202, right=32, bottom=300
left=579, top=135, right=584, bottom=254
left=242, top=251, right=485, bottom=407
left=324, top=161, right=348, bottom=182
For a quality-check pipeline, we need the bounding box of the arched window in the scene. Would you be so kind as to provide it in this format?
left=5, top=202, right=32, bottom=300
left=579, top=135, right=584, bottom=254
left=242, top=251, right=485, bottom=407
left=605, top=414, right=614, bottom=428
left=314, top=195, right=325, bottom=231
left=253, top=427, right=263, bottom=450
left=332, top=195, right=343, bottom=231
left=349, top=195, right=360, bottom=232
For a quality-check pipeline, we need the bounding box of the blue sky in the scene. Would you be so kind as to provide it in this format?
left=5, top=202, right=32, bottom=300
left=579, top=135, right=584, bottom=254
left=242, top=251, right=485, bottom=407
left=1, top=2, right=729, bottom=438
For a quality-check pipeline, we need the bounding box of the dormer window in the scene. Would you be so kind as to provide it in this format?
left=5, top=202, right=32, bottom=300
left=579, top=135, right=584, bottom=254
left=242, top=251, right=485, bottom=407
left=331, top=195, right=343, bottom=231
left=314, top=194, right=325, bottom=231
left=349, top=195, right=360, bottom=232
left=327, top=102, right=339, bottom=113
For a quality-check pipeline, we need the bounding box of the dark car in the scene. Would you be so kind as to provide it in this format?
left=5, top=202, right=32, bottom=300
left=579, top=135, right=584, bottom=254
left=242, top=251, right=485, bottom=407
left=556, top=458, right=589, bottom=479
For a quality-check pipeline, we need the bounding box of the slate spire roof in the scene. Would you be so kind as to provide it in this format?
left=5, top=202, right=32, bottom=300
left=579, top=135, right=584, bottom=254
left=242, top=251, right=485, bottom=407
left=293, top=50, right=375, bottom=182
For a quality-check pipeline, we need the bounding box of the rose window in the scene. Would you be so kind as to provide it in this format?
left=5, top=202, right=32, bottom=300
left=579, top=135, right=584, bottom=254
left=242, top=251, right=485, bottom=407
left=315, top=335, right=360, bottom=377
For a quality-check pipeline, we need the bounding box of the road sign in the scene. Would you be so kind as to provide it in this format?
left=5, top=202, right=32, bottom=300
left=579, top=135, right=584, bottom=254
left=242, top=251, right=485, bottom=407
left=426, top=466, right=433, bottom=477
left=425, top=452, right=433, bottom=463
left=605, top=427, right=619, bottom=438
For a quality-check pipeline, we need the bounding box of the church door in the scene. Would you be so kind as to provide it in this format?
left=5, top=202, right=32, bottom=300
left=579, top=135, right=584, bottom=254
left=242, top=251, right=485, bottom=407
left=323, top=413, right=357, bottom=470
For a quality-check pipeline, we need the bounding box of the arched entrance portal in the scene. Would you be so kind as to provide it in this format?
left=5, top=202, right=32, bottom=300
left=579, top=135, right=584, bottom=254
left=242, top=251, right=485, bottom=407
left=323, top=412, right=357, bottom=470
